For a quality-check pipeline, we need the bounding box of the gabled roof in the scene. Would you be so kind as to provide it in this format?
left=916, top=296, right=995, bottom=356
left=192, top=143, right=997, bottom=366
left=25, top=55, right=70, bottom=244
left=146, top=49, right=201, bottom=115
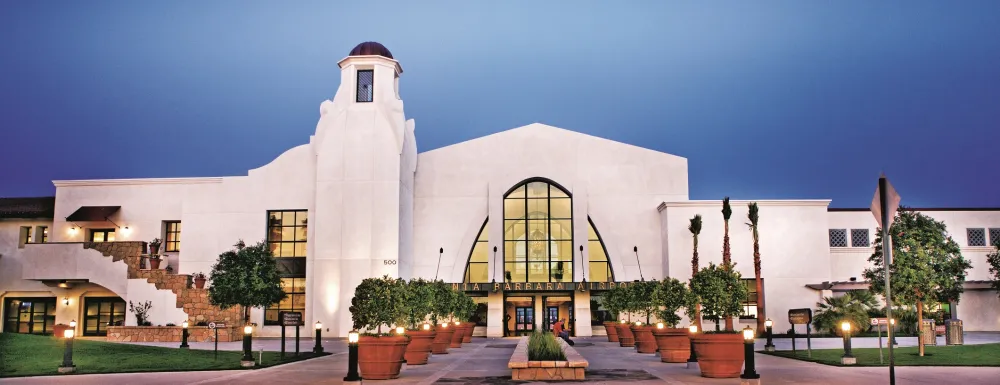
left=0, top=197, right=56, bottom=219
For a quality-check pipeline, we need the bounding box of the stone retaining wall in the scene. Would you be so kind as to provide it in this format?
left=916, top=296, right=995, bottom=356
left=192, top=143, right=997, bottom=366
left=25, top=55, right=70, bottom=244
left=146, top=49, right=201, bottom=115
left=106, top=326, right=243, bottom=342
left=508, top=336, right=588, bottom=380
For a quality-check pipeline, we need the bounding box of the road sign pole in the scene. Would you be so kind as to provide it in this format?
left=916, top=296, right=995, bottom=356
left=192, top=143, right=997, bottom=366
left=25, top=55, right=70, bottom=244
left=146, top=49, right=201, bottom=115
left=281, top=325, right=286, bottom=358
left=296, top=325, right=300, bottom=356
left=879, top=176, right=896, bottom=385
left=214, top=328, right=219, bottom=360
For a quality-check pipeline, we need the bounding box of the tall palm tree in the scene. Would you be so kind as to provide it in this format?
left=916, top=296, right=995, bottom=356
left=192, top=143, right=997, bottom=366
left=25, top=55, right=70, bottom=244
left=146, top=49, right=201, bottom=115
left=746, top=202, right=765, bottom=334
left=721, top=197, right=733, bottom=330
left=689, top=214, right=703, bottom=331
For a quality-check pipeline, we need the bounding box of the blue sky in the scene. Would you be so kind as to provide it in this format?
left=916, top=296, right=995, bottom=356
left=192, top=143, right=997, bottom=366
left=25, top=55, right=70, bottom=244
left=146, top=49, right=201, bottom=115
left=2, top=1, right=998, bottom=208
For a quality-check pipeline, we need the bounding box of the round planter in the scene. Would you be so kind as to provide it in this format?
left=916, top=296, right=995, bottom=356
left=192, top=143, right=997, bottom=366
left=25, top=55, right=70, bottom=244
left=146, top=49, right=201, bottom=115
left=462, top=323, right=475, bottom=343
left=403, top=329, right=436, bottom=365
left=194, top=278, right=206, bottom=289
left=603, top=321, right=619, bottom=342
left=692, top=333, right=744, bottom=378
left=449, top=323, right=467, bottom=348
left=358, top=334, right=409, bottom=380
left=431, top=325, right=454, bottom=354
left=651, top=327, right=690, bottom=363
left=149, top=245, right=160, bottom=255
left=631, top=325, right=657, bottom=354
left=149, top=258, right=162, bottom=270
left=615, top=323, right=635, bottom=347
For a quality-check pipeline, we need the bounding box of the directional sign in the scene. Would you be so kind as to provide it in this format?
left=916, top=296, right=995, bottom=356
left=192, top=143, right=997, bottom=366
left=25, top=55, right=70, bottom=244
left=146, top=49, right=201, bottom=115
left=280, top=311, right=303, bottom=327
left=871, top=318, right=879, bottom=326
left=208, top=322, right=226, bottom=329
left=788, top=308, right=812, bottom=325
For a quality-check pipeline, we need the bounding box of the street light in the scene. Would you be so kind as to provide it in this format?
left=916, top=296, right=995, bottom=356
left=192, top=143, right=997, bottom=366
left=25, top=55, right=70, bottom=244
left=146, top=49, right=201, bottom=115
left=180, top=321, right=190, bottom=348
left=687, top=325, right=698, bottom=368
left=344, top=330, right=361, bottom=382
left=241, top=325, right=254, bottom=367
left=764, top=318, right=775, bottom=352
left=741, top=326, right=760, bottom=380
left=313, top=321, right=324, bottom=353
left=841, top=321, right=856, bottom=365
left=58, top=327, right=76, bottom=373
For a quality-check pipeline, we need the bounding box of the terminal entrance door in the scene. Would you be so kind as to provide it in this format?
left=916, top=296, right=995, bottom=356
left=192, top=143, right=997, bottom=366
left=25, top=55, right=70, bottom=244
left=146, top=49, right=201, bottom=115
left=542, top=295, right=574, bottom=336
left=504, top=295, right=535, bottom=337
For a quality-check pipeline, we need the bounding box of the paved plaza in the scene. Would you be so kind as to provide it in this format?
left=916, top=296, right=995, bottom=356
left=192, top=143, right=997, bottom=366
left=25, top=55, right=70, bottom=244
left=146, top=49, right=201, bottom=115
left=4, top=334, right=999, bottom=384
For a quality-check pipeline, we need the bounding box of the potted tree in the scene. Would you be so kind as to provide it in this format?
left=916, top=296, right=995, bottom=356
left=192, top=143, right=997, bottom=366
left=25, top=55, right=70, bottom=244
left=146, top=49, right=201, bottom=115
left=630, top=280, right=660, bottom=354
left=148, top=254, right=163, bottom=270
left=651, top=278, right=692, bottom=363
left=449, top=291, right=469, bottom=348
left=193, top=272, right=207, bottom=289
left=430, top=280, right=456, bottom=354
left=402, top=278, right=436, bottom=365
left=148, top=238, right=162, bottom=255
left=349, top=275, right=410, bottom=380
left=687, top=262, right=748, bottom=378
left=600, top=289, right=621, bottom=342
left=609, top=286, right=636, bottom=348
left=458, top=294, right=477, bottom=343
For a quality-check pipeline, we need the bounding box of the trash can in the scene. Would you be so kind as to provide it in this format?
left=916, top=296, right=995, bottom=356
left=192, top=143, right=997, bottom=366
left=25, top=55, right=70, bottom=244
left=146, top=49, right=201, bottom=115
left=945, top=319, right=964, bottom=345
left=920, top=319, right=937, bottom=346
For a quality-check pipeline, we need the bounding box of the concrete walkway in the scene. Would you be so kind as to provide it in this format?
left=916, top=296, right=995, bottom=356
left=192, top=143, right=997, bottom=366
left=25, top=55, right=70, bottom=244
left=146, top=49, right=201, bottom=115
left=4, top=336, right=998, bottom=384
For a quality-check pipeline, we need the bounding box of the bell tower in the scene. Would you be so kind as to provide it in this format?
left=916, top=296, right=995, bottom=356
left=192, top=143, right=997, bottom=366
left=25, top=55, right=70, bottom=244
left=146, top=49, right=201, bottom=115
left=310, top=42, right=417, bottom=336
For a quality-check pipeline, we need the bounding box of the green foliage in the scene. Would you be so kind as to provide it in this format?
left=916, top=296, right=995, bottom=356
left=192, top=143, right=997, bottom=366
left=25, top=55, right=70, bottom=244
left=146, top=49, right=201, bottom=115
left=405, top=278, right=435, bottom=329
left=688, top=215, right=702, bottom=238
left=628, top=280, right=660, bottom=323
left=987, top=242, right=1000, bottom=298
left=654, top=278, right=690, bottom=327
left=812, top=290, right=878, bottom=334
left=454, top=291, right=478, bottom=322
left=746, top=202, right=759, bottom=242
left=600, top=286, right=623, bottom=321
left=527, top=331, right=566, bottom=361
left=721, top=197, right=732, bottom=221
left=128, top=300, right=152, bottom=325
left=687, top=262, right=747, bottom=325
left=208, top=240, right=285, bottom=321
left=863, top=208, right=972, bottom=307
left=349, top=275, right=409, bottom=334
left=430, top=280, right=458, bottom=323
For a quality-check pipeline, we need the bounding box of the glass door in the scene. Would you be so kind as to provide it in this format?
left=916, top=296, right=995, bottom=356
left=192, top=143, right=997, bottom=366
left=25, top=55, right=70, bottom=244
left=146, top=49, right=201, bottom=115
left=3, top=298, right=56, bottom=335
left=84, top=297, right=126, bottom=336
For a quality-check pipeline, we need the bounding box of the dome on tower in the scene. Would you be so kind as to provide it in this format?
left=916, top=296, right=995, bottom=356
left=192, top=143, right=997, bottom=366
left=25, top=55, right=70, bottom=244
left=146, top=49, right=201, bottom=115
left=348, top=42, right=393, bottom=59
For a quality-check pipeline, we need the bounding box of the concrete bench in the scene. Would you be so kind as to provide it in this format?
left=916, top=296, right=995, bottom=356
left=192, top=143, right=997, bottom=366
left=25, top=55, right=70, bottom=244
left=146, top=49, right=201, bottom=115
left=508, top=336, right=589, bottom=380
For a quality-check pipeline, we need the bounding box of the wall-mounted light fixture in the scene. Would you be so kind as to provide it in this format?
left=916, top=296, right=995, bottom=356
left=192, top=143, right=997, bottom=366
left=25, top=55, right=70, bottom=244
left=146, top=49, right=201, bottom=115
left=63, top=297, right=70, bottom=306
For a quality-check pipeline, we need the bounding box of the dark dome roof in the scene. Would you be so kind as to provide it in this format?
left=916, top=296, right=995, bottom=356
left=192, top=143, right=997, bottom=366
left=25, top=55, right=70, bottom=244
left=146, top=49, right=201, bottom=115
left=349, top=42, right=393, bottom=59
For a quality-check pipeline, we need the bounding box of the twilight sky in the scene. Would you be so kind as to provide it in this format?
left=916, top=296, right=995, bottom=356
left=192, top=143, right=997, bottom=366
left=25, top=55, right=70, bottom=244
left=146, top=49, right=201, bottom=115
left=2, top=1, right=998, bottom=208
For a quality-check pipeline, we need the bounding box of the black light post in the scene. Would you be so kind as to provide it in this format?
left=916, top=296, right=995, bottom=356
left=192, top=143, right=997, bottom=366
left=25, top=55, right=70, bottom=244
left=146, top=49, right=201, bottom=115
left=344, top=330, right=361, bottom=382
left=686, top=325, right=698, bottom=369
left=841, top=321, right=856, bottom=365
left=741, top=326, right=760, bottom=380
left=180, top=321, right=190, bottom=348
left=764, top=318, right=775, bottom=352
left=313, top=321, right=324, bottom=353
left=58, top=320, right=77, bottom=374
left=241, top=325, right=254, bottom=367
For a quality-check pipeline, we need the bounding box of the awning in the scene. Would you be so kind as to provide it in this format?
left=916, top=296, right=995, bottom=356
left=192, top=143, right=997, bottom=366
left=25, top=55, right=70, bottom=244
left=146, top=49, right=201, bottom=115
left=65, top=206, right=121, bottom=222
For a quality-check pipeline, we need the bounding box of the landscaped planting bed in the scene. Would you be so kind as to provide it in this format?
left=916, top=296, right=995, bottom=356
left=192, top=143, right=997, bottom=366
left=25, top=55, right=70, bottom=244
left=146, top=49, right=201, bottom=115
left=508, top=332, right=588, bottom=380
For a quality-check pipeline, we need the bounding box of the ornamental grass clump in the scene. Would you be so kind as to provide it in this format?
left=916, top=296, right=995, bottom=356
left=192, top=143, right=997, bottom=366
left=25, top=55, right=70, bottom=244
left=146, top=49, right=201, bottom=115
left=527, top=331, right=566, bottom=361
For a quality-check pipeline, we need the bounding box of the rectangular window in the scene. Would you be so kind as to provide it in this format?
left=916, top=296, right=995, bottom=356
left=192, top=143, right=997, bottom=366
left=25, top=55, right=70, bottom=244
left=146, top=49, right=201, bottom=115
left=829, top=229, right=847, bottom=247
left=83, top=297, right=126, bottom=336
left=90, top=229, right=115, bottom=243
left=264, top=278, right=306, bottom=326
left=850, top=229, right=870, bottom=247
left=164, top=221, right=181, bottom=252
left=267, top=210, right=308, bottom=257
left=990, top=228, right=1000, bottom=247
left=356, top=69, right=374, bottom=102
left=40, top=226, right=48, bottom=243
left=19, top=227, right=31, bottom=248
left=741, top=279, right=760, bottom=319
left=3, top=297, right=56, bottom=335
left=967, top=228, right=986, bottom=247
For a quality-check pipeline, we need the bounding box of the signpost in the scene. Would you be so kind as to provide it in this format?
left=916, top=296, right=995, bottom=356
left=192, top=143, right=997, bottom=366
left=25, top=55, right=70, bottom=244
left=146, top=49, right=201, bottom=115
left=872, top=174, right=901, bottom=385
left=788, top=308, right=813, bottom=357
left=280, top=312, right=304, bottom=358
left=872, top=318, right=885, bottom=364
left=209, top=322, right=227, bottom=360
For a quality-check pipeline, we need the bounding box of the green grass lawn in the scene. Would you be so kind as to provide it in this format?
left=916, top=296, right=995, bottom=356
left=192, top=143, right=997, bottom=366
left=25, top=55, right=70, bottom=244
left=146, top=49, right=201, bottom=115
left=0, top=333, right=329, bottom=377
left=761, top=343, right=1000, bottom=367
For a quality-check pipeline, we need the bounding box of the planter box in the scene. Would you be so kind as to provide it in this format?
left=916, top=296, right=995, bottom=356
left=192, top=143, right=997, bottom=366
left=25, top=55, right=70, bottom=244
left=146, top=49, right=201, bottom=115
left=508, top=336, right=588, bottom=381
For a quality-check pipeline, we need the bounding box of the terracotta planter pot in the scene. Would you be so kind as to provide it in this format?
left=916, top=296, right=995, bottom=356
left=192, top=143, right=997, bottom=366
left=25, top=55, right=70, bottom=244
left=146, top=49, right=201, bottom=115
left=431, top=325, right=454, bottom=354
left=631, top=325, right=657, bottom=353
left=604, top=322, right=619, bottom=342
left=692, top=333, right=744, bottom=378
left=615, top=323, right=635, bottom=347
left=462, top=323, right=474, bottom=343
left=358, top=335, right=409, bottom=380
left=149, top=258, right=161, bottom=270
left=194, top=277, right=206, bottom=289
left=148, top=244, right=160, bottom=255
left=651, top=327, right=690, bottom=363
left=450, top=323, right=466, bottom=348
left=403, top=329, right=436, bottom=365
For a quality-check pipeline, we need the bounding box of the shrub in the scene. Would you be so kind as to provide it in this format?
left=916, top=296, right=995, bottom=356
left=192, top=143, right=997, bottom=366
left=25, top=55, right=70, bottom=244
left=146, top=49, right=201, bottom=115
left=687, top=262, right=747, bottom=332
left=527, top=331, right=566, bottom=361
left=349, top=275, right=410, bottom=334
left=654, top=278, right=690, bottom=327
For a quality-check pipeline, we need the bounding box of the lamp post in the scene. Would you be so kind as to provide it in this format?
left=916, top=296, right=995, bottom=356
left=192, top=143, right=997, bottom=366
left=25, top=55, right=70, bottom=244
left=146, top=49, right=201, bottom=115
left=764, top=318, right=775, bottom=352
left=180, top=321, right=190, bottom=348
left=241, top=325, right=254, bottom=367
left=841, top=321, right=856, bottom=365
left=344, top=330, right=361, bottom=382
left=59, top=320, right=77, bottom=374
left=686, top=324, right=698, bottom=369
left=313, top=321, right=324, bottom=353
left=741, top=326, right=760, bottom=381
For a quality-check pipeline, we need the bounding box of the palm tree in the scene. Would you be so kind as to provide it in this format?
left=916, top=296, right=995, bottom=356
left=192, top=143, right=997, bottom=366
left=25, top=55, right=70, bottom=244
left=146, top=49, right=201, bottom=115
left=813, top=290, right=879, bottom=335
left=746, top=202, right=765, bottom=334
left=689, top=214, right=703, bottom=331
left=721, top=197, right=733, bottom=330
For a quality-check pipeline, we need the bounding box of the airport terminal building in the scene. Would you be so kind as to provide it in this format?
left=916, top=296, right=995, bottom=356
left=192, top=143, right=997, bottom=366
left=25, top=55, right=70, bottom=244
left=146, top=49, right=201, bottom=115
left=2, top=42, right=998, bottom=339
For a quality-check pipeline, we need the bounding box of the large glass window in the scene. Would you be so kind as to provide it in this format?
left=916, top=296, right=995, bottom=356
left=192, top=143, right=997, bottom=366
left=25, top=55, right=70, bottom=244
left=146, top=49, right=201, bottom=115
left=503, top=180, right=572, bottom=283
left=3, top=297, right=56, bottom=335
left=267, top=210, right=308, bottom=257
left=741, top=279, right=761, bottom=319
left=40, top=226, right=48, bottom=243
left=265, top=278, right=306, bottom=325
left=587, top=218, right=614, bottom=282
left=83, top=297, right=126, bottom=336
left=464, top=219, right=490, bottom=283
left=164, top=221, right=181, bottom=252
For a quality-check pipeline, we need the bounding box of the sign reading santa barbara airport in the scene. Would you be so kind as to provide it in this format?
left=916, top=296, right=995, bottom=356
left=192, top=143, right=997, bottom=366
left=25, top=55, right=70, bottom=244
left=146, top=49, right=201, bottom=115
left=788, top=308, right=812, bottom=324
left=451, top=281, right=633, bottom=293
left=280, top=311, right=303, bottom=327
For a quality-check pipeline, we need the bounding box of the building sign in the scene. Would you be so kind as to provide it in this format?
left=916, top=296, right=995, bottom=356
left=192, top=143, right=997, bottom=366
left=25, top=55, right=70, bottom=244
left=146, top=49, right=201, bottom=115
left=280, top=311, right=303, bottom=327
left=788, top=308, right=812, bottom=325
left=451, top=281, right=634, bottom=293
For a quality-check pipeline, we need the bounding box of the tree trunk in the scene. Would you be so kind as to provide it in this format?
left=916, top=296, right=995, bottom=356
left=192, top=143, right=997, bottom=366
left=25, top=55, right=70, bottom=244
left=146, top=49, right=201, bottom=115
left=692, top=241, right=703, bottom=331
left=243, top=306, right=250, bottom=324
left=754, top=243, right=765, bottom=335
left=723, top=220, right=733, bottom=331
left=917, top=301, right=925, bottom=357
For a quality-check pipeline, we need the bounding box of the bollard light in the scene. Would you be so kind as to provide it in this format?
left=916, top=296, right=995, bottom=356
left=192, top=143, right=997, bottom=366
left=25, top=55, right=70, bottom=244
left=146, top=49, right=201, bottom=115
left=69, top=319, right=77, bottom=328
left=59, top=328, right=76, bottom=373
left=687, top=325, right=698, bottom=365
left=396, top=326, right=405, bottom=335
left=656, top=322, right=664, bottom=329
left=241, top=324, right=254, bottom=365
left=313, top=321, right=324, bottom=353
left=764, top=318, right=775, bottom=351
left=741, top=326, right=759, bottom=380
left=423, top=323, right=431, bottom=331
left=344, top=330, right=361, bottom=382
left=441, top=322, right=449, bottom=328
left=841, top=321, right=855, bottom=364
left=180, top=320, right=190, bottom=348
left=454, top=321, right=461, bottom=326
left=635, top=321, right=643, bottom=326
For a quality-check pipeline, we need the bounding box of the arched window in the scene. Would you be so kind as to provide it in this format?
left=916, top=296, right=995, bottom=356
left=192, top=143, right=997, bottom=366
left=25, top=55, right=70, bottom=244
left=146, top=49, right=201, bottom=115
left=503, top=180, right=573, bottom=283
left=587, top=217, right=614, bottom=282
left=464, top=219, right=490, bottom=283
